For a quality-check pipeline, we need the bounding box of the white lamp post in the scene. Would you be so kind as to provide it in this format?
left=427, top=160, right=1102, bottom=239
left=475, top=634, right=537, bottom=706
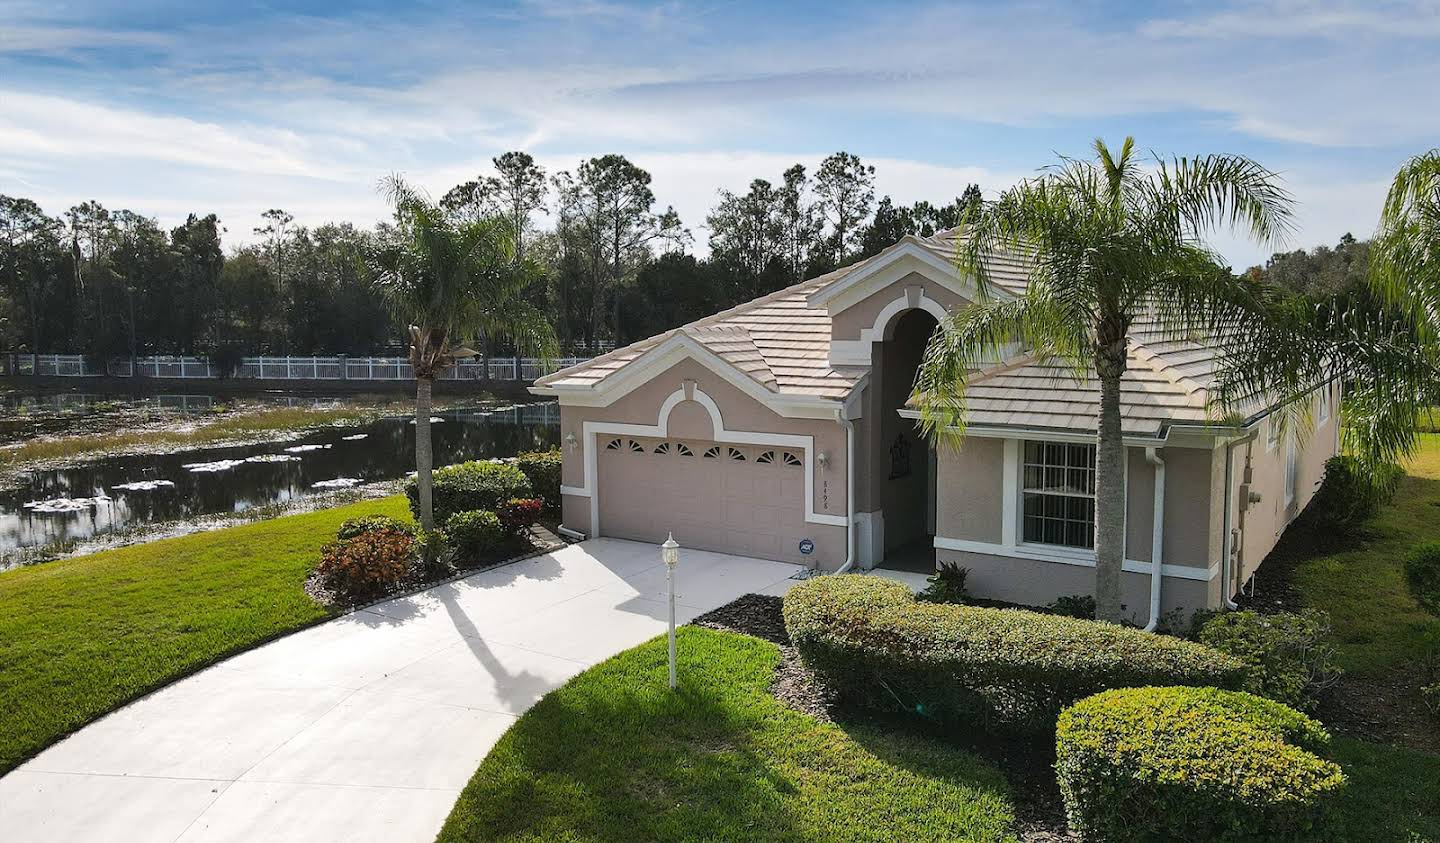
left=661, top=532, right=680, bottom=689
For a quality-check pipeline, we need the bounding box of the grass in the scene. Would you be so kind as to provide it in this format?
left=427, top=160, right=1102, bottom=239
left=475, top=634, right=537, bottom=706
left=0, top=495, right=411, bottom=774
left=436, top=626, right=1018, bottom=843
left=0, top=403, right=388, bottom=468
left=1330, top=737, right=1440, bottom=841
left=1292, top=433, right=1440, bottom=673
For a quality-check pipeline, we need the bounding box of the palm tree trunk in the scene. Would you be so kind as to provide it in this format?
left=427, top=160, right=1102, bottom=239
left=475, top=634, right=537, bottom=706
left=1094, top=335, right=1128, bottom=623
left=415, top=376, right=436, bottom=530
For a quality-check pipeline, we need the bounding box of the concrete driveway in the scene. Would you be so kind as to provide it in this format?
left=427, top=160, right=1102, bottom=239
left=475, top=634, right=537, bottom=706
left=0, top=538, right=804, bottom=843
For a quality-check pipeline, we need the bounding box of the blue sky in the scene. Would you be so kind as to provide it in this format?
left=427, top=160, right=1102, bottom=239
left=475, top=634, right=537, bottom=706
left=2, top=0, right=1437, bottom=269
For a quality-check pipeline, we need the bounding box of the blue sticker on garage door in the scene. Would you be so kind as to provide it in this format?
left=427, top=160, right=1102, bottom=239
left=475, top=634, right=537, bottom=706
left=798, top=538, right=815, bottom=555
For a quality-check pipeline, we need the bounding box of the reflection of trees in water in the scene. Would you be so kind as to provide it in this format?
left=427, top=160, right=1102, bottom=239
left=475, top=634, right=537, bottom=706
left=0, top=412, right=559, bottom=551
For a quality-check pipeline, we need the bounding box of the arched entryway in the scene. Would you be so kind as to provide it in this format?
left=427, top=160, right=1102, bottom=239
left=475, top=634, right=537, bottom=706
left=862, top=307, right=940, bottom=571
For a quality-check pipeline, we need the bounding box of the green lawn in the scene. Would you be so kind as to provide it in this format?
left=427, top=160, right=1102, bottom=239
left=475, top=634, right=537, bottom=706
left=437, top=626, right=1018, bottom=843
left=1292, top=433, right=1440, bottom=673
left=1331, top=737, right=1440, bottom=841
left=0, top=495, right=411, bottom=774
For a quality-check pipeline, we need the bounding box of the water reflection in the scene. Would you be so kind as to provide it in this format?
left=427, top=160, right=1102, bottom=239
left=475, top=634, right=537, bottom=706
left=1, top=404, right=559, bottom=553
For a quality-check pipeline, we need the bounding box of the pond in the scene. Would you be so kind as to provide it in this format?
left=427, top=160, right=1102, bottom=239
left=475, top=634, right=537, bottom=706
left=0, top=403, right=559, bottom=556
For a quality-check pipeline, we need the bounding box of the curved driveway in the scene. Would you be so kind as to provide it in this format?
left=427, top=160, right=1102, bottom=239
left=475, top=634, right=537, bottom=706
left=0, top=539, right=803, bottom=843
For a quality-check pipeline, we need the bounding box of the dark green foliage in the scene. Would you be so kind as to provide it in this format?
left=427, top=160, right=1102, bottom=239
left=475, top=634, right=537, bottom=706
left=783, top=576, right=1245, bottom=731
left=1405, top=541, right=1440, bottom=614
left=1047, top=594, right=1097, bottom=620
left=496, top=497, right=543, bottom=535
left=405, top=460, right=531, bottom=525
left=415, top=527, right=457, bottom=578
left=445, top=510, right=504, bottom=559
left=916, top=562, right=968, bottom=604
left=1309, top=455, right=1403, bottom=531
left=1198, top=610, right=1342, bottom=711
left=513, top=449, right=562, bottom=511
left=1055, top=686, right=1347, bottom=842
left=336, top=514, right=414, bottom=541
left=1247, top=233, right=1370, bottom=298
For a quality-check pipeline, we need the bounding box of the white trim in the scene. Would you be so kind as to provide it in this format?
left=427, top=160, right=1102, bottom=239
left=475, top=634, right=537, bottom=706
left=560, top=484, right=590, bottom=498
left=932, top=536, right=1217, bottom=582
left=577, top=384, right=849, bottom=537
left=807, top=238, right=1004, bottom=311
left=828, top=288, right=952, bottom=366
left=855, top=510, right=885, bottom=569
left=532, top=332, right=847, bottom=420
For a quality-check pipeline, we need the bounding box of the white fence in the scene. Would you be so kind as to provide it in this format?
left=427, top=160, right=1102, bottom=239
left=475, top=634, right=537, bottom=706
left=8, top=353, right=593, bottom=383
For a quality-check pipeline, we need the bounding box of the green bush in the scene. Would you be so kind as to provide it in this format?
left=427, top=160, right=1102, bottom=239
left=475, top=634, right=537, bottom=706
left=315, top=528, right=416, bottom=603
left=917, top=562, right=968, bottom=604
left=783, top=576, right=1246, bottom=731
left=1198, top=610, right=1342, bottom=711
left=1404, top=541, right=1440, bottom=614
left=1309, top=455, right=1402, bottom=531
left=336, top=514, right=414, bottom=541
left=415, top=527, right=458, bottom=578
left=514, top=449, right=562, bottom=511
left=497, top=497, right=544, bottom=535
left=1056, top=686, right=1347, bottom=842
left=1047, top=594, right=1097, bottom=620
left=405, top=460, right=532, bottom=525
left=445, top=510, right=505, bottom=560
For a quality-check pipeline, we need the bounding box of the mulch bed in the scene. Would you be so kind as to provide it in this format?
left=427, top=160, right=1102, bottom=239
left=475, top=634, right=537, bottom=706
left=692, top=593, right=1077, bottom=841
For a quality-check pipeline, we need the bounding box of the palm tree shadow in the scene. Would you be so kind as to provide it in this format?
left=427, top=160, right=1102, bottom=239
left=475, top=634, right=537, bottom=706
left=435, top=583, right=568, bottom=712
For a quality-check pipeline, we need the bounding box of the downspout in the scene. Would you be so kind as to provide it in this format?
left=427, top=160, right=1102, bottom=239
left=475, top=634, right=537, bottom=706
left=1143, top=447, right=1166, bottom=632
left=1221, top=435, right=1242, bottom=610
left=833, top=408, right=857, bottom=574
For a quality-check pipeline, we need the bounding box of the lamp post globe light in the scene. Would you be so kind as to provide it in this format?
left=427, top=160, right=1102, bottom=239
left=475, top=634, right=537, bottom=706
left=662, top=533, right=680, bottom=690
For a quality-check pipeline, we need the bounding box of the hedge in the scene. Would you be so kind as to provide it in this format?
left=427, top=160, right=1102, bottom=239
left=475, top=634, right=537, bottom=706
left=1198, top=609, right=1341, bottom=711
left=1056, top=686, right=1347, bottom=841
left=514, top=449, right=562, bottom=512
left=405, top=460, right=532, bottom=525
left=782, top=576, right=1246, bottom=730
left=445, top=509, right=506, bottom=559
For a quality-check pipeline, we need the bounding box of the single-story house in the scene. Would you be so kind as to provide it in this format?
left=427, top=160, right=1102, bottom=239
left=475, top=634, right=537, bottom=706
left=531, top=228, right=1338, bottom=624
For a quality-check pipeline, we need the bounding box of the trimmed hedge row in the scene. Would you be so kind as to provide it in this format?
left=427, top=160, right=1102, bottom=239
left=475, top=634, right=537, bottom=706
left=404, top=460, right=532, bottom=525
left=515, top=449, right=562, bottom=512
left=1056, top=686, right=1347, bottom=841
left=782, top=576, right=1246, bottom=730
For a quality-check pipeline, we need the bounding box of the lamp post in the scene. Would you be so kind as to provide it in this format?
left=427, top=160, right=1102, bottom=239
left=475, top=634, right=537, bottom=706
left=661, top=533, right=680, bottom=689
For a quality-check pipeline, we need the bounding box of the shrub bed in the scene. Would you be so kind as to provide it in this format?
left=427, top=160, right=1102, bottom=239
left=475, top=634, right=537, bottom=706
left=405, top=460, right=532, bottom=525
left=782, top=576, right=1246, bottom=730
left=336, top=514, right=414, bottom=540
left=1056, top=686, right=1347, bottom=841
left=514, top=449, right=562, bottom=511
left=1404, top=541, right=1440, bottom=614
left=445, top=510, right=505, bottom=559
left=314, top=527, right=416, bottom=602
left=1198, top=609, right=1341, bottom=711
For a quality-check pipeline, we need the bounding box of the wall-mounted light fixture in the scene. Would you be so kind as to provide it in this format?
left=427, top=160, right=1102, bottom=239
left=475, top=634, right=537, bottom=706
left=816, top=450, right=830, bottom=470
left=564, top=432, right=578, bottom=451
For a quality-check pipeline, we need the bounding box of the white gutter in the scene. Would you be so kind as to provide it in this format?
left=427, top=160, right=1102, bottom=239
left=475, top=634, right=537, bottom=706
left=1143, top=447, right=1166, bottom=632
left=833, top=408, right=857, bottom=575
left=1220, top=431, right=1257, bottom=610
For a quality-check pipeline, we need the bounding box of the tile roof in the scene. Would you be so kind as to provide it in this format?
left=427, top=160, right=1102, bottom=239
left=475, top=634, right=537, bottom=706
left=537, top=228, right=1250, bottom=436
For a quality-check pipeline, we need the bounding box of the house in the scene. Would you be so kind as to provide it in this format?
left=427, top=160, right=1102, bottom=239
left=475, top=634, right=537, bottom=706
left=530, top=229, right=1339, bottom=624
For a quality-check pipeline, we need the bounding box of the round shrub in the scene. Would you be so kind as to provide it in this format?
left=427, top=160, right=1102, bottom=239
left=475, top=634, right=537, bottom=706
left=1404, top=541, right=1440, bottom=615
left=315, top=528, right=415, bottom=603
left=1309, top=455, right=1402, bottom=531
left=446, top=509, right=505, bottom=560
left=514, top=449, right=562, bottom=511
left=1198, top=609, right=1341, bottom=711
left=1056, top=686, right=1347, bottom=842
left=405, top=460, right=532, bottom=525
left=497, top=497, right=544, bottom=535
left=336, top=514, right=414, bottom=541
left=783, top=576, right=1246, bottom=731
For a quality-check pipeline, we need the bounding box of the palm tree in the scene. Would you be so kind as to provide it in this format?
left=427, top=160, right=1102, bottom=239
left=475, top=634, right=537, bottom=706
left=1211, top=150, right=1440, bottom=478
left=369, top=175, right=556, bottom=530
left=914, top=138, right=1293, bottom=623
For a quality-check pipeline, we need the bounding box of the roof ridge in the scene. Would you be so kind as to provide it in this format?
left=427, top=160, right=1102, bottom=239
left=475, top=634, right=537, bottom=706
left=1128, top=338, right=1209, bottom=402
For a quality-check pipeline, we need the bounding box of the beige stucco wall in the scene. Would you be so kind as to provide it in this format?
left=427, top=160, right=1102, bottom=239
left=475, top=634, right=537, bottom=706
left=935, top=547, right=1215, bottom=624
left=830, top=271, right=968, bottom=342
left=935, top=438, right=1004, bottom=543
left=1229, top=382, right=1340, bottom=590
left=557, top=356, right=849, bottom=568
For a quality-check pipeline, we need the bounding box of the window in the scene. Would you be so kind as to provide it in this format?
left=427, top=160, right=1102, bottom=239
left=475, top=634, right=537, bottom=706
left=1021, top=441, right=1096, bottom=549
left=654, top=442, right=671, bottom=455
left=1318, top=382, right=1331, bottom=424
left=676, top=443, right=694, bottom=457
left=605, top=438, right=622, bottom=451
left=627, top=439, right=644, bottom=453
left=703, top=446, right=721, bottom=459
left=756, top=450, right=775, bottom=464
left=727, top=447, right=746, bottom=461
left=1285, top=441, right=1298, bottom=507
left=782, top=451, right=802, bottom=467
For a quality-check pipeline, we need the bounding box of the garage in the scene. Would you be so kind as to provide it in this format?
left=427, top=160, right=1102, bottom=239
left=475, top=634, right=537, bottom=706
left=596, top=435, right=809, bottom=560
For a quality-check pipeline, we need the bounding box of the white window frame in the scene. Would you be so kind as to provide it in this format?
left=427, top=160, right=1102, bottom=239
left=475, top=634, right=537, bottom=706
left=1317, top=382, right=1331, bottom=424
left=1019, top=440, right=1099, bottom=552
left=1285, top=439, right=1298, bottom=508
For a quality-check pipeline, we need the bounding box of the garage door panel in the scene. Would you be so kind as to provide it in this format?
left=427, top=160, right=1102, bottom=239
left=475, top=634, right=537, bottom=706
left=597, top=438, right=813, bottom=562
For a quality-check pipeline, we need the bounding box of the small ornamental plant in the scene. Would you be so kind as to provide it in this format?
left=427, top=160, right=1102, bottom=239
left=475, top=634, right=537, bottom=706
left=336, top=514, right=414, bottom=541
left=497, top=497, right=544, bottom=536
left=315, top=527, right=416, bottom=603
left=446, top=509, right=506, bottom=559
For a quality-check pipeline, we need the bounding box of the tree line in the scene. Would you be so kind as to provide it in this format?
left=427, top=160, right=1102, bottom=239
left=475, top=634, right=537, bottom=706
left=0, top=152, right=984, bottom=361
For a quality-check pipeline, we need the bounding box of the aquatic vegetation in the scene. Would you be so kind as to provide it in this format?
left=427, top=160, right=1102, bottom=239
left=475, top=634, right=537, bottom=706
left=244, top=453, right=300, bottom=464
left=111, top=480, right=176, bottom=491
left=22, top=495, right=111, bottom=513
left=182, top=459, right=247, bottom=473
left=283, top=443, right=332, bottom=453
left=312, top=477, right=363, bottom=489
left=341, top=433, right=368, bottom=441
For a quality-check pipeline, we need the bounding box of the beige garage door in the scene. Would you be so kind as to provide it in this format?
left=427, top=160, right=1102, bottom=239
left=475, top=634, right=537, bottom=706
left=596, top=436, right=808, bottom=560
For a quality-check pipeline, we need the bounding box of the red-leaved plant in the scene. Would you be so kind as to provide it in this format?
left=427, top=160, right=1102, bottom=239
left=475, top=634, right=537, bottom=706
left=497, top=497, right=544, bottom=536
left=315, top=527, right=415, bottom=602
